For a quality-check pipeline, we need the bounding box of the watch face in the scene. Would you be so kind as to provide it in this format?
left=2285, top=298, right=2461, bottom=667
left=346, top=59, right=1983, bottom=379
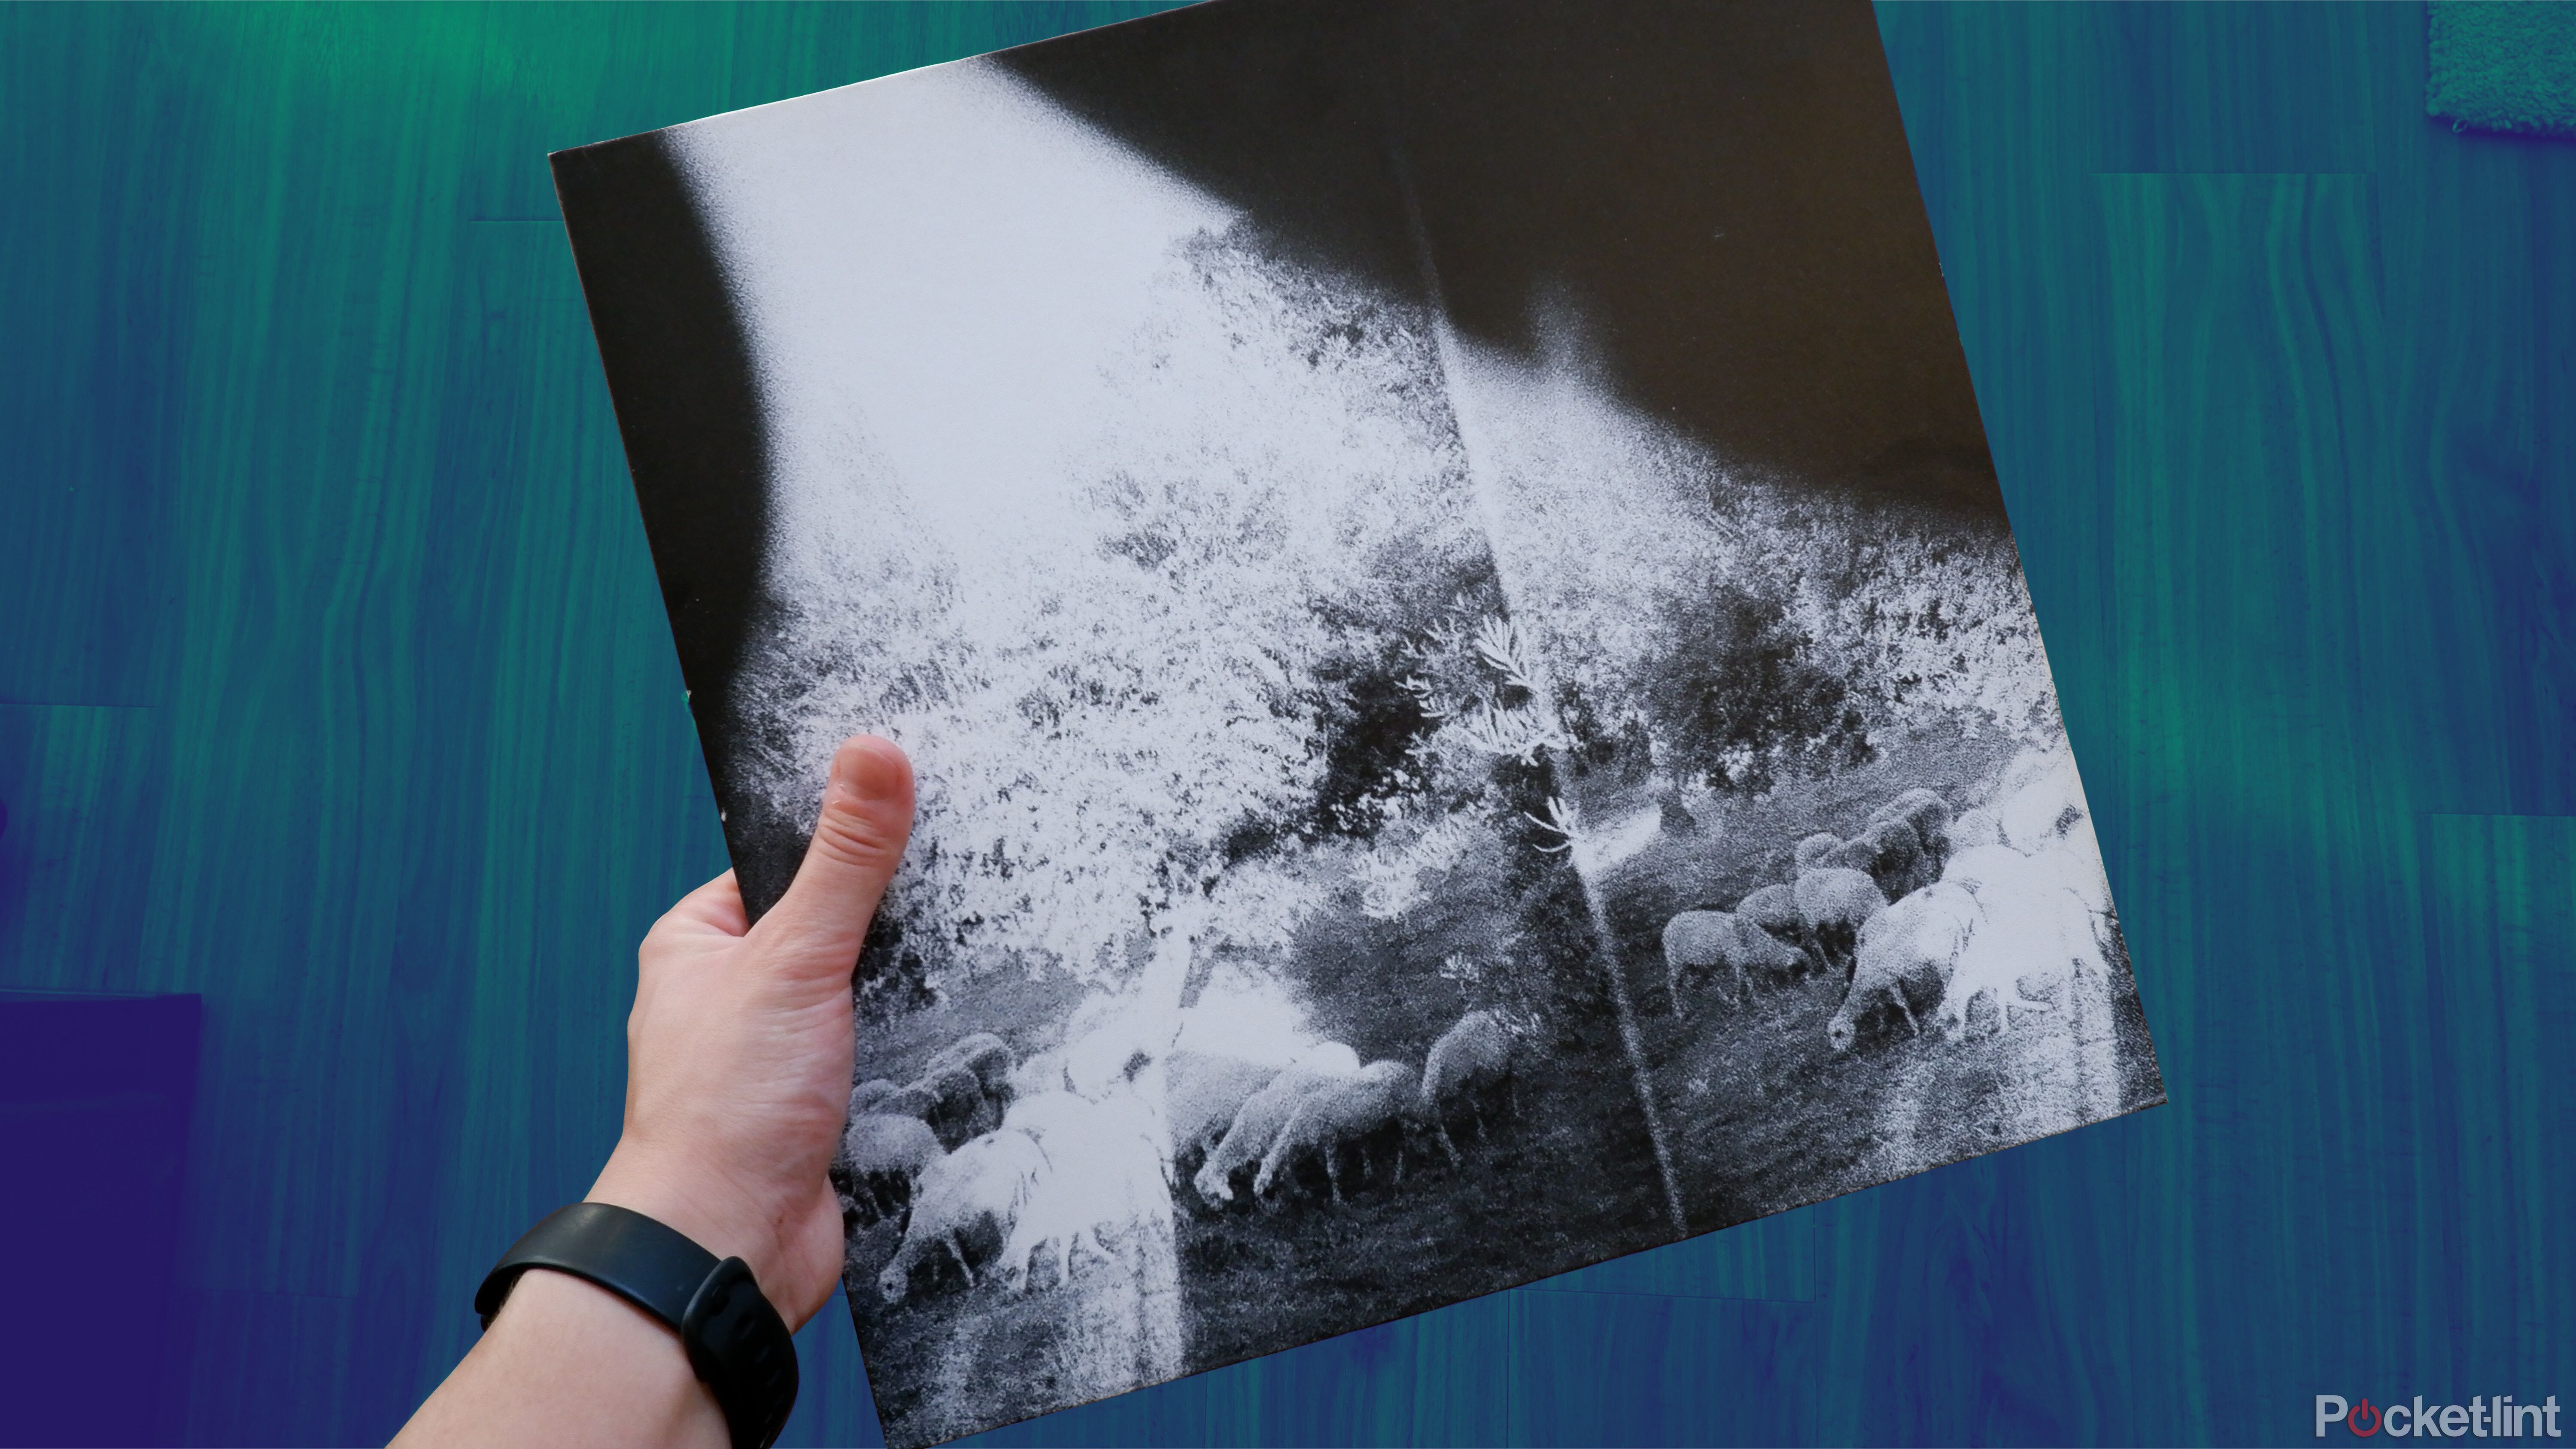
left=553, top=2, right=2162, bottom=1443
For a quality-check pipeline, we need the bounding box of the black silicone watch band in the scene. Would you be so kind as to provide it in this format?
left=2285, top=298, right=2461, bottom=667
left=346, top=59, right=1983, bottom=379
left=475, top=1202, right=798, bottom=1449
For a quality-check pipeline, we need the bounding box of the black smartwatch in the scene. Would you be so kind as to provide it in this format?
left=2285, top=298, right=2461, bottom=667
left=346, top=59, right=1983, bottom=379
left=475, top=1202, right=798, bottom=1449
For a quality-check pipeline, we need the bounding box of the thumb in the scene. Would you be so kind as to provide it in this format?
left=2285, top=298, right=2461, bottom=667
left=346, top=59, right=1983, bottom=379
left=757, top=735, right=915, bottom=967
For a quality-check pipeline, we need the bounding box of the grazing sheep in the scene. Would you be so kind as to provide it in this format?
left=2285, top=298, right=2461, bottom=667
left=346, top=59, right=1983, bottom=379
left=1869, top=788, right=1954, bottom=860
left=1829, top=882, right=1980, bottom=1052
left=1737, top=883, right=1823, bottom=978
left=1191, top=1063, right=1343, bottom=1206
left=1008, top=1048, right=1071, bottom=1100
left=925, top=1032, right=1015, bottom=1101
left=1794, top=832, right=1842, bottom=869
left=1943, top=832, right=2102, bottom=920
left=1663, top=909, right=1805, bottom=1013
left=1942, top=807, right=2003, bottom=859
left=912, top=1065, right=998, bottom=1150
left=996, top=1090, right=1170, bottom=1294
left=1417, top=1009, right=1518, bottom=1163
left=1796, top=866, right=1888, bottom=980
left=884, top=1081, right=942, bottom=1123
left=1255, top=1060, right=1418, bottom=1206
left=1290, top=1041, right=1362, bottom=1075
left=1000, top=1090, right=1093, bottom=1146
left=1941, top=839, right=2029, bottom=892
left=876, top=1128, right=1049, bottom=1303
left=848, top=1077, right=902, bottom=1118
left=1998, top=746, right=2091, bottom=853
left=840, top=1113, right=943, bottom=1222
left=1938, top=874, right=2105, bottom=1038
left=1824, top=817, right=1931, bottom=902
left=1163, top=1051, right=1281, bottom=1173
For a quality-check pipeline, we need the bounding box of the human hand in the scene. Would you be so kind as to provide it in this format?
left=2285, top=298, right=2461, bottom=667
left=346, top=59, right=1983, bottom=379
left=587, top=734, right=915, bottom=1327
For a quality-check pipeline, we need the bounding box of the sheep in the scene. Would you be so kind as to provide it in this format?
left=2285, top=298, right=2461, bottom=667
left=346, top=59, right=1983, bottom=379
left=875, top=1127, right=1049, bottom=1303
left=1191, top=1063, right=1343, bottom=1206
left=910, top=1064, right=998, bottom=1150
left=1737, top=883, right=1824, bottom=978
left=1162, top=1051, right=1281, bottom=1175
left=1941, top=838, right=2030, bottom=892
left=1942, top=806, right=2002, bottom=857
left=1829, top=882, right=1980, bottom=1053
left=1662, top=909, right=1805, bottom=1013
left=840, top=1112, right=944, bottom=1223
left=1868, top=787, right=1954, bottom=861
left=1008, top=1048, right=1071, bottom=1100
left=1936, top=873, right=2105, bottom=1039
left=924, top=1032, right=1015, bottom=1102
left=884, top=1081, right=942, bottom=1123
left=1254, top=1060, right=1418, bottom=1206
left=848, top=1077, right=902, bottom=1118
left=1998, top=746, right=2091, bottom=853
left=1290, top=1040, right=1362, bottom=1075
left=1000, top=1089, right=1093, bottom=1146
left=1795, top=866, right=1888, bottom=980
left=1794, top=832, right=1842, bottom=869
left=1822, top=817, right=1931, bottom=902
left=1417, top=1008, right=1517, bottom=1163
left=995, top=1089, right=1170, bottom=1294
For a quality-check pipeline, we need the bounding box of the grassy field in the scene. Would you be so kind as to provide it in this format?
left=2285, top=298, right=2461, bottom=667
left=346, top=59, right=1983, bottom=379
left=842, top=726, right=2164, bottom=1445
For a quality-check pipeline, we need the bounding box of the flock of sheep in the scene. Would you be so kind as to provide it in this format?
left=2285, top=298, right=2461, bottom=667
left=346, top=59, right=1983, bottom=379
left=838, top=1003, right=1523, bottom=1308
left=1661, top=746, right=2116, bottom=1053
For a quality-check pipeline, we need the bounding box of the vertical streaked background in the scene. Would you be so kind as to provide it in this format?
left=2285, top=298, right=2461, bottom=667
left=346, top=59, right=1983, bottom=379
left=0, top=3, right=2566, bottom=1443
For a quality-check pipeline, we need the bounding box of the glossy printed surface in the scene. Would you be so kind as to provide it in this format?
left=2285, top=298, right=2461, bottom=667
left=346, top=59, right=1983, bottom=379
left=0, top=4, right=2567, bottom=1444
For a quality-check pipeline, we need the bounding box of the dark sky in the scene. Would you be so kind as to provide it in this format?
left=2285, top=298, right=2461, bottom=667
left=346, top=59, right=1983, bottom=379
left=999, top=0, right=2004, bottom=520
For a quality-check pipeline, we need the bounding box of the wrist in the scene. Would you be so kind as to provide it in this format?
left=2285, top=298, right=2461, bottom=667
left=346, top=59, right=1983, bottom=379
left=589, top=1144, right=787, bottom=1297
left=416, top=1265, right=726, bottom=1449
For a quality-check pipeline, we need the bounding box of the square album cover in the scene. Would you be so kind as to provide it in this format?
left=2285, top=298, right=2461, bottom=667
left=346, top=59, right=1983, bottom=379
left=553, top=1, right=2163, bottom=1442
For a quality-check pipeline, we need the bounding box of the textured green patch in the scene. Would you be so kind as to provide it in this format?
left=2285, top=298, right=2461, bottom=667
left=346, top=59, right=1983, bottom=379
left=2428, top=1, right=2576, bottom=137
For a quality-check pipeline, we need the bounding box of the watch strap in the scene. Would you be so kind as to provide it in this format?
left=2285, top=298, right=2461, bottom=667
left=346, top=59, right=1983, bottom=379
left=475, top=1202, right=798, bottom=1449
left=476, top=1201, right=714, bottom=1330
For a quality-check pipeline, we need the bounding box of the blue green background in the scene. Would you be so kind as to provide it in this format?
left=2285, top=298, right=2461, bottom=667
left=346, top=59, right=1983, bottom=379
left=1, top=3, right=2569, bottom=1443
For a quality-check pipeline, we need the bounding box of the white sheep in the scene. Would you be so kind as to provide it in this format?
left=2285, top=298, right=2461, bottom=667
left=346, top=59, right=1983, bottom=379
left=848, top=1077, right=902, bottom=1118
left=1417, top=1009, right=1517, bottom=1163
left=1937, top=874, right=2102, bottom=1039
left=1823, top=817, right=1931, bottom=902
left=1191, top=1063, right=1343, bottom=1206
left=924, top=1032, right=1015, bottom=1101
left=875, top=1127, right=1048, bottom=1303
left=1254, top=1060, right=1418, bottom=1206
left=1162, top=1051, right=1281, bottom=1173
left=840, top=1112, right=944, bottom=1222
left=1829, top=882, right=1980, bottom=1052
left=1795, top=866, right=1888, bottom=980
left=1291, top=1041, right=1361, bottom=1075
left=1940, top=828, right=2116, bottom=982
left=1008, top=1047, right=1072, bottom=1100
left=1000, top=1089, right=1092, bottom=1145
left=1735, top=883, right=1822, bottom=977
left=995, top=1090, right=1170, bottom=1294
left=1998, top=744, right=2092, bottom=852
left=1943, top=806, right=2002, bottom=855
left=1868, top=788, right=1954, bottom=858
left=1662, top=908, right=1804, bottom=1012
left=909, top=1063, right=998, bottom=1149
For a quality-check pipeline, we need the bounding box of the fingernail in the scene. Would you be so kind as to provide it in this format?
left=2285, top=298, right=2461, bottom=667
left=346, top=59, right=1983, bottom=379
left=834, top=735, right=910, bottom=805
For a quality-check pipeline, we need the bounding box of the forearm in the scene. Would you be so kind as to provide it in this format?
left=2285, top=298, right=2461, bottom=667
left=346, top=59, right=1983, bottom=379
left=391, top=1269, right=726, bottom=1449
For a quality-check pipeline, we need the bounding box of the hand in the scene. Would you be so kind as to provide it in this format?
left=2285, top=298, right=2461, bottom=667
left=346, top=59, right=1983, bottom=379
left=589, top=734, right=915, bottom=1327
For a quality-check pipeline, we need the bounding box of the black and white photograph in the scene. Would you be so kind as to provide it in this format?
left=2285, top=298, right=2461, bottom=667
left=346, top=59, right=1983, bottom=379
left=552, top=2, right=2165, bottom=1443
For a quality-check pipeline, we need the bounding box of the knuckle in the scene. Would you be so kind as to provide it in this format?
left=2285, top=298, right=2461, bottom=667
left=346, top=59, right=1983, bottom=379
left=811, top=803, right=905, bottom=873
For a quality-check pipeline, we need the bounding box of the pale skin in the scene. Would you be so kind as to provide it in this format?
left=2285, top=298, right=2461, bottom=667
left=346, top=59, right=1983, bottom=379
left=394, top=734, right=916, bottom=1448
